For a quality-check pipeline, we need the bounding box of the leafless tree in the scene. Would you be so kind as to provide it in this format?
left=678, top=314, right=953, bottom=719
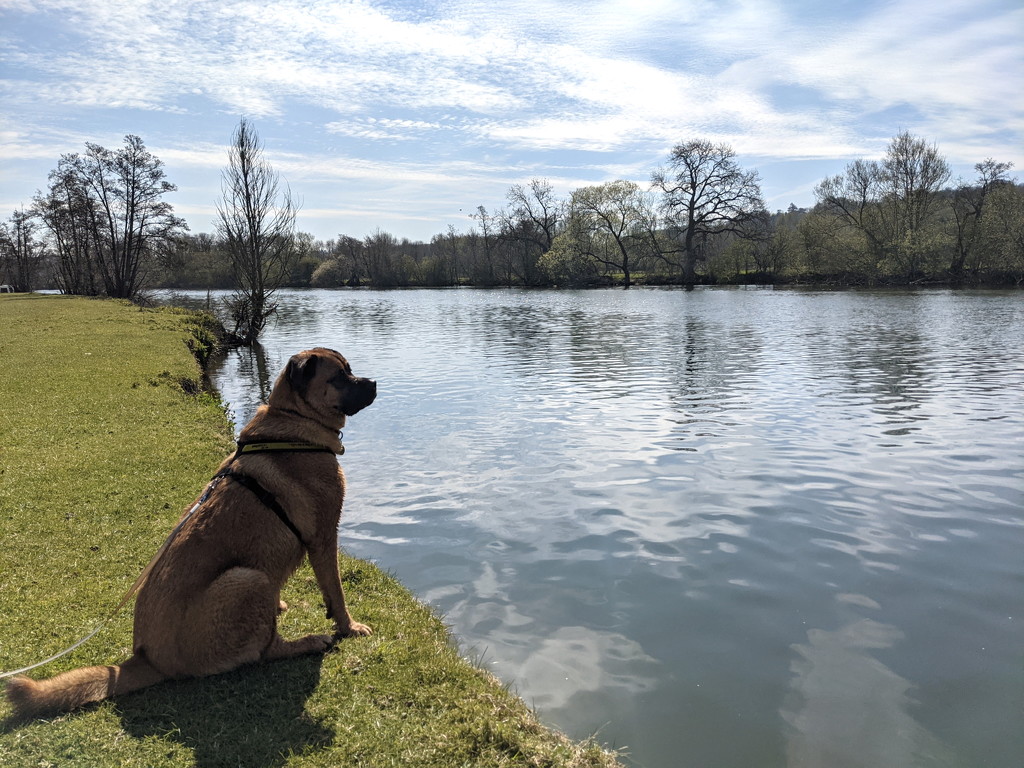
left=216, top=119, right=298, bottom=345
left=814, top=159, right=891, bottom=277
left=949, top=159, right=1013, bottom=279
left=652, top=139, right=765, bottom=285
left=34, top=136, right=184, bottom=298
left=84, top=136, right=185, bottom=297
left=882, top=131, right=950, bottom=241
left=506, top=179, right=562, bottom=251
left=427, top=225, right=461, bottom=286
left=500, top=179, right=564, bottom=285
left=469, top=205, right=500, bottom=285
left=362, top=228, right=401, bottom=287
left=0, top=208, right=47, bottom=292
left=34, top=160, right=101, bottom=295
left=335, top=235, right=366, bottom=286
left=816, top=132, right=950, bottom=280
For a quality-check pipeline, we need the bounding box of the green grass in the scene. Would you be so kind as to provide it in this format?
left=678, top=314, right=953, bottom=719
left=0, top=294, right=622, bottom=768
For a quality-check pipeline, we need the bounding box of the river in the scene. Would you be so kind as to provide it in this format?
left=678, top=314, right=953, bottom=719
left=163, top=287, right=1023, bottom=768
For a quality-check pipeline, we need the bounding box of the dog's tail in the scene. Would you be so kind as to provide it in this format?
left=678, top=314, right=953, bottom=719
left=5, top=653, right=166, bottom=719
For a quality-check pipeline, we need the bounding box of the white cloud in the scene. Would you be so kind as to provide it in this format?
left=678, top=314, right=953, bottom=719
left=1, top=0, right=1021, bottom=238
left=775, top=2, right=1023, bottom=132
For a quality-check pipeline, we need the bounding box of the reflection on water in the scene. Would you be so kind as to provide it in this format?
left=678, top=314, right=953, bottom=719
left=516, top=625, right=661, bottom=711
left=163, top=287, right=1024, bottom=768
left=783, top=613, right=952, bottom=768
left=232, top=343, right=276, bottom=404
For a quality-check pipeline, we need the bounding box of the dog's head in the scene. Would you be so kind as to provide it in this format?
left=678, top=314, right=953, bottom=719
left=271, top=348, right=376, bottom=426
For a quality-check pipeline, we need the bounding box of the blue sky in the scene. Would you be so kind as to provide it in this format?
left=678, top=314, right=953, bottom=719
left=1, top=0, right=1021, bottom=243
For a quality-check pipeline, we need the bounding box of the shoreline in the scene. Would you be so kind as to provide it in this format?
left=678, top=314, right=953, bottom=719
left=0, top=294, right=622, bottom=768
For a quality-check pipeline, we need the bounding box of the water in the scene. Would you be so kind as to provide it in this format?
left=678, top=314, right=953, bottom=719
left=165, top=287, right=1024, bottom=768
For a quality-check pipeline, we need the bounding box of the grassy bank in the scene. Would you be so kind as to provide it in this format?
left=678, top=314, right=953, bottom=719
left=0, top=295, right=621, bottom=768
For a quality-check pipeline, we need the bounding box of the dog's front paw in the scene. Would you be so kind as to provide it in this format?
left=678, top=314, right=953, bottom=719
left=335, top=621, right=373, bottom=638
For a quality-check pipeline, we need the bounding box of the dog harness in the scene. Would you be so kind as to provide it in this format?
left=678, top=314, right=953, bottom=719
left=214, top=469, right=304, bottom=543
left=235, top=440, right=344, bottom=456
left=218, top=440, right=340, bottom=545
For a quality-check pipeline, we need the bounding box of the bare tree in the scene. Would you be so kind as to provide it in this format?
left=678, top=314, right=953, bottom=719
left=816, top=132, right=950, bottom=280
left=881, top=131, right=950, bottom=277
left=814, top=159, right=892, bottom=278
left=216, top=119, right=298, bottom=345
left=500, top=179, right=564, bottom=285
left=506, top=179, right=562, bottom=251
left=882, top=131, right=950, bottom=240
left=652, top=139, right=765, bottom=285
left=334, top=235, right=366, bottom=286
left=84, top=136, right=185, bottom=297
left=33, top=136, right=184, bottom=298
left=469, top=205, right=499, bottom=285
left=427, top=225, right=461, bottom=286
left=0, top=208, right=47, bottom=292
left=949, top=159, right=1013, bottom=279
left=34, top=159, right=102, bottom=295
left=362, top=228, right=401, bottom=287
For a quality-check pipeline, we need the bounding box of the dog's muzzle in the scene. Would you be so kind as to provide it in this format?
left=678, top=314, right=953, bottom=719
left=343, top=378, right=377, bottom=416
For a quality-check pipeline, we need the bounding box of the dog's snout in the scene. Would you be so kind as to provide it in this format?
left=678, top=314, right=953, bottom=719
left=361, top=378, right=377, bottom=405
left=341, top=377, right=377, bottom=416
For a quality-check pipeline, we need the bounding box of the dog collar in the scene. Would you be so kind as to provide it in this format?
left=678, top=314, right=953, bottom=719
left=235, top=440, right=343, bottom=456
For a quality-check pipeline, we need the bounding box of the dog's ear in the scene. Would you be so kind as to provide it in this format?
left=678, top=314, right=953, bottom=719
left=286, top=353, right=319, bottom=395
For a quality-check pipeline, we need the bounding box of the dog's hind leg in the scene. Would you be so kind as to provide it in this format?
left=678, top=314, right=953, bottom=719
left=176, top=567, right=281, bottom=676
left=177, top=567, right=333, bottom=675
left=261, top=632, right=335, bottom=661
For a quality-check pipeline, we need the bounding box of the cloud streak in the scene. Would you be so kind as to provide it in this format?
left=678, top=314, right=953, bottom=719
left=0, top=0, right=1020, bottom=239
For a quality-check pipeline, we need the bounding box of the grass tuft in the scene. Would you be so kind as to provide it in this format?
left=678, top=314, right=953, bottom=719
left=0, top=294, right=622, bottom=768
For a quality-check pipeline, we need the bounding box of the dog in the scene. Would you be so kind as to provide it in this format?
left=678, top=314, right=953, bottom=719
left=6, top=347, right=376, bottom=718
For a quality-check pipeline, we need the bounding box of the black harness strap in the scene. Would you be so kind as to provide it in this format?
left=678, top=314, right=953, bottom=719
left=216, top=468, right=306, bottom=545
left=212, top=440, right=340, bottom=545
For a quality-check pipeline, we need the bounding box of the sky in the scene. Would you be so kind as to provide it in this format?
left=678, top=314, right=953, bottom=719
left=1, top=0, right=1021, bottom=243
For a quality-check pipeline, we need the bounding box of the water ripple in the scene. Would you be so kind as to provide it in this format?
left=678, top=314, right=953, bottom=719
left=164, top=287, right=1024, bottom=768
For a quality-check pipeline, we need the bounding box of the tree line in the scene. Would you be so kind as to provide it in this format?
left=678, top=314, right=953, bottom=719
left=154, top=131, right=1024, bottom=291
left=4, top=130, right=1022, bottom=310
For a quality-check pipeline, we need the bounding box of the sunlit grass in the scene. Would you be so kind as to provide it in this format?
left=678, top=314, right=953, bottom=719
left=0, top=294, right=622, bottom=768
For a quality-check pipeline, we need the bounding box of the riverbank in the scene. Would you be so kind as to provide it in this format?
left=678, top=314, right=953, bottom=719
left=0, top=295, right=621, bottom=768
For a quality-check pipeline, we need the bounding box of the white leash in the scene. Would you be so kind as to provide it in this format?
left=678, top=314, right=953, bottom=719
left=0, top=480, right=222, bottom=680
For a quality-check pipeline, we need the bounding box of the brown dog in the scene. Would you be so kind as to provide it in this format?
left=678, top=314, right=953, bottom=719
left=6, top=348, right=376, bottom=718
